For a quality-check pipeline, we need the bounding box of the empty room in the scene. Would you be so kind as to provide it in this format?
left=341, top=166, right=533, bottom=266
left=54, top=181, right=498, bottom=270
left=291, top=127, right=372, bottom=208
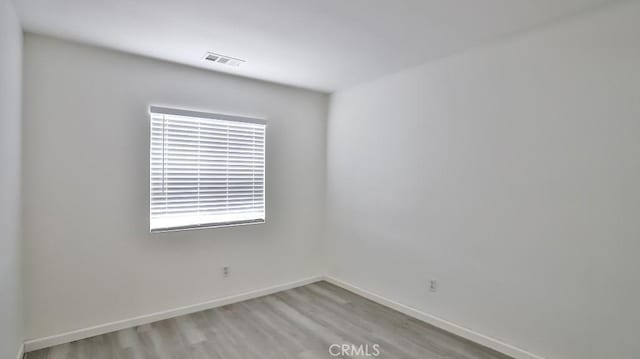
left=1, top=0, right=639, bottom=358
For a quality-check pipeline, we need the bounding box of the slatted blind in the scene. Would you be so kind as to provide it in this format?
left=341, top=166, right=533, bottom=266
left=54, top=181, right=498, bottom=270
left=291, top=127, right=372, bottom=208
left=150, top=106, right=266, bottom=232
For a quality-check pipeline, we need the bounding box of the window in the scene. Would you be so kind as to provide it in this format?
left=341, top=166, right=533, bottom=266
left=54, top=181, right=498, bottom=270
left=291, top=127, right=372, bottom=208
left=150, top=106, right=266, bottom=232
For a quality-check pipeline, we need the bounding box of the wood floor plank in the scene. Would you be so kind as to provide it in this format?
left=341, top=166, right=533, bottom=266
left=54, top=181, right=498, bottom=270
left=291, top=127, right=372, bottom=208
left=25, top=282, right=512, bottom=359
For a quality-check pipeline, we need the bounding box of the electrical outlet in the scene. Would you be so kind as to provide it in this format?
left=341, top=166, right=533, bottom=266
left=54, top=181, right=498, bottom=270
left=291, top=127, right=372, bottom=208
left=223, top=266, right=229, bottom=278
left=429, top=279, right=438, bottom=292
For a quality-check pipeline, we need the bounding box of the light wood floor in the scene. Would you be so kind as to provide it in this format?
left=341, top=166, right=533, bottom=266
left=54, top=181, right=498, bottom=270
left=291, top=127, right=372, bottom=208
left=25, top=281, right=511, bottom=359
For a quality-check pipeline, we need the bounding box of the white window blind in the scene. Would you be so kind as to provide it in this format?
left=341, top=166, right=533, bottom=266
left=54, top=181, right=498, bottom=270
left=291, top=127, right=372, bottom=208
left=150, top=106, right=266, bottom=232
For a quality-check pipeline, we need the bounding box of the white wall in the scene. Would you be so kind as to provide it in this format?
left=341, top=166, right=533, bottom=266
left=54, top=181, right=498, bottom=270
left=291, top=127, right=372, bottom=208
left=0, top=0, right=23, bottom=357
left=326, top=2, right=640, bottom=359
left=23, top=34, right=327, bottom=340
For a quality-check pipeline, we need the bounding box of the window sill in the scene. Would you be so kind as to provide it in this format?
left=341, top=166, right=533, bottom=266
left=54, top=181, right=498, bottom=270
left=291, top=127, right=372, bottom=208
left=150, top=219, right=265, bottom=233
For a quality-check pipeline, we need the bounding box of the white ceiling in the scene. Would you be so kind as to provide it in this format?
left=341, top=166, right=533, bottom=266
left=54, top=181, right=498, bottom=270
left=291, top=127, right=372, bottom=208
left=15, top=0, right=618, bottom=92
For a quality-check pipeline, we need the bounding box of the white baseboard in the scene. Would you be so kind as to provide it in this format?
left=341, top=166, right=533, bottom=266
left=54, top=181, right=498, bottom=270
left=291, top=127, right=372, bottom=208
left=16, top=343, right=24, bottom=359
left=323, top=276, right=545, bottom=359
left=23, top=275, right=323, bottom=352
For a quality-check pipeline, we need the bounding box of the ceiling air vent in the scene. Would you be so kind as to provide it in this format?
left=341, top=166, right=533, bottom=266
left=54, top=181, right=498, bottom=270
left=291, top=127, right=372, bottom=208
left=203, top=52, right=245, bottom=67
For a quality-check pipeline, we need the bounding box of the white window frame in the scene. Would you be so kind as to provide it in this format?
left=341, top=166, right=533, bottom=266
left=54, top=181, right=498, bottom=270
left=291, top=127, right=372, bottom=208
left=149, top=106, right=266, bottom=232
